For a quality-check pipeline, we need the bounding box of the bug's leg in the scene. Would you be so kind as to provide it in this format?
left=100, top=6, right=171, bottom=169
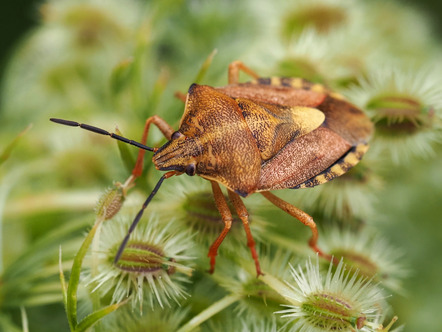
left=260, top=191, right=332, bottom=261
left=207, top=181, right=233, bottom=274
left=132, top=115, right=174, bottom=178
left=174, top=91, right=187, bottom=103
left=228, top=60, right=260, bottom=84
left=227, top=190, right=263, bottom=276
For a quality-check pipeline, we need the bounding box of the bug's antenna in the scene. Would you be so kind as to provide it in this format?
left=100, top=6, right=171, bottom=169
left=113, top=172, right=173, bottom=264
left=50, top=118, right=155, bottom=152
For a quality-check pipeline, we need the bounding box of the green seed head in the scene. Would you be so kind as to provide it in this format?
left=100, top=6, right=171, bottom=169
left=95, top=186, right=124, bottom=220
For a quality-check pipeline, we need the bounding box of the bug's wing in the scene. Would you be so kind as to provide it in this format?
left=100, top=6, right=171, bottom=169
left=236, top=98, right=325, bottom=161
left=219, top=78, right=373, bottom=192
left=256, top=95, right=373, bottom=191
left=257, top=127, right=352, bottom=191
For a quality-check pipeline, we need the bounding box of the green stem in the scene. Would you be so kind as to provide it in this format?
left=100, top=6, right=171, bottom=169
left=176, top=293, right=240, bottom=332
left=90, top=220, right=103, bottom=332
left=20, top=306, right=29, bottom=332
left=259, top=273, right=301, bottom=306
left=66, top=217, right=103, bottom=330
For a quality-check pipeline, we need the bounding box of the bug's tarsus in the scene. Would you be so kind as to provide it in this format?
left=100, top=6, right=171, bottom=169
left=113, top=171, right=177, bottom=264
left=49, top=118, right=155, bottom=152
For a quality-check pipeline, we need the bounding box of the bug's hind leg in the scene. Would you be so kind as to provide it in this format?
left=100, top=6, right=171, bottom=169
left=228, top=190, right=263, bottom=276
left=228, top=61, right=260, bottom=84
left=260, top=191, right=332, bottom=261
left=132, top=115, right=174, bottom=178
left=207, top=181, right=233, bottom=274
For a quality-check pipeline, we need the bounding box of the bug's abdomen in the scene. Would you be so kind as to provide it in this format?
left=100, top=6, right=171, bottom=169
left=291, top=142, right=369, bottom=189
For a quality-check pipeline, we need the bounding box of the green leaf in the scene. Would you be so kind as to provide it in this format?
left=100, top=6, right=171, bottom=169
left=66, top=220, right=102, bottom=330
left=59, top=247, right=68, bottom=308
left=115, top=127, right=136, bottom=174
left=74, top=301, right=127, bottom=332
left=141, top=68, right=169, bottom=119
left=110, top=57, right=134, bottom=95
left=0, top=124, right=32, bottom=165
left=193, top=49, right=218, bottom=84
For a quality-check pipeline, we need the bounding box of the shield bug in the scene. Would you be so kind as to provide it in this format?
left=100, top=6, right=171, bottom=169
left=50, top=61, right=373, bottom=276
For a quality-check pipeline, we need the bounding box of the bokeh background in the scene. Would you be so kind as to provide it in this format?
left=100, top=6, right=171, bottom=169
left=1, top=1, right=441, bottom=331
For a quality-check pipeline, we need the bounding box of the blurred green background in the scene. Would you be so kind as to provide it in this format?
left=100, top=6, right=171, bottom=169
left=1, top=0, right=442, bottom=78
left=1, top=1, right=441, bottom=331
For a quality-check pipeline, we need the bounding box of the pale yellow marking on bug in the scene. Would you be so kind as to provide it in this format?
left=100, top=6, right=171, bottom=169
left=329, top=92, right=346, bottom=101
left=290, top=78, right=304, bottom=88
left=343, top=152, right=360, bottom=166
left=270, top=77, right=281, bottom=86
left=357, top=143, right=369, bottom=154
left=310, top=83, right=326, bottom=93
left=331, top=163, right=345, bottom=175
left=250, top=78, right=258, bottom=84
left=315, top=174, right=328, bottom=184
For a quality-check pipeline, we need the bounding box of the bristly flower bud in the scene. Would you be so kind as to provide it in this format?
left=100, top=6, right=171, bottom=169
left=86, top=217, right=194, bottom=311
left=319, top=227, right=407, bottom=293
left=281, top=1, right=349, bottom=40
left=347, top=66, right=442, bottom=164
left=277, top=257, right=397, bottom=332
left=95, top=184, right=125, bottom=221
left=114, top=242, right=176, bottom=275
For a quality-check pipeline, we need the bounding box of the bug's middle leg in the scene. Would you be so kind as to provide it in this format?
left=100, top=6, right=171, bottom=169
left=260, top=191, right=332, bottom=261
left=227, top=190, right=263, bottom=276
left=132, top=115, right=174, bottom=178
left=207, top=181, right=233, bottom=274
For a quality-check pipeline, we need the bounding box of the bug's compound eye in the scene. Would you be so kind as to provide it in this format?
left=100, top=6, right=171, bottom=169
left=171, top=131, right=183, bottom=140
left=185, top=164, right=196, bottom=176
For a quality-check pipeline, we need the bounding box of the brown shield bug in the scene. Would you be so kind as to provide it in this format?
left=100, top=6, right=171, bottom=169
left=50, top=61, right=373, bottom=276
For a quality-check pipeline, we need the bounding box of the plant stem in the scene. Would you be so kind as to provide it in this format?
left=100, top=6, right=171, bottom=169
left=176, top=293, right=240, bottom=332
left=259, top=273, right=301, bottom=306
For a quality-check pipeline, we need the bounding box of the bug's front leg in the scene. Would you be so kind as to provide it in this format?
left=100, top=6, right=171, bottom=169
left=260, top=191, right=332, bottom=261
left=227, top=190, right=263, bottom=277
left=207, top=181, right=233, bottom=274
left=228, top=60, right=260, bottom=85
left=132, top=115, right=174, bottom=178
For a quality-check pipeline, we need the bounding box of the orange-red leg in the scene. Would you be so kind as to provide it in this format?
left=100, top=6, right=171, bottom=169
left=173, top=61, right=258, bottom=103
left=174, top=91, right=187, bottom=103
left=132, top=115, right=174, bottom=178
left=207, top=181, right=233, bottom=274
left=261, top=191, right=332, bottom=261
left=228, top=60, right=260, bottom=84
left=228, top=190, right=263, bottom=276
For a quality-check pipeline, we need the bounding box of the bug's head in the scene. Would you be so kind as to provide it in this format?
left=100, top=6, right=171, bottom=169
left=153, top=131, right=201, bottom=176
left=152, top=83, right=223, bottom=178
